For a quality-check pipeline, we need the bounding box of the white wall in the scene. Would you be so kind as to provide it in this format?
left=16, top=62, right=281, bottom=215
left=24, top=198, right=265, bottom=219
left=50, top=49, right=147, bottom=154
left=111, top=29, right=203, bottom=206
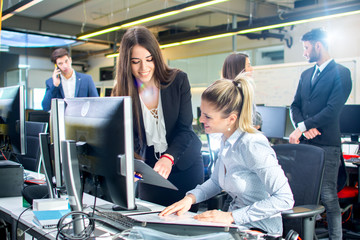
left=285, top=14, right=360, bottom=62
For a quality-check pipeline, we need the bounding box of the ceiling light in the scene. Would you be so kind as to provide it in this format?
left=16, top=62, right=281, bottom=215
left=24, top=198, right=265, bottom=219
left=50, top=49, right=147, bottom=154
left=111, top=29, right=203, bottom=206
left=159, top=8, right=360, bottom=49
left=106, top=53, right=119, bottom=58
left=104, top=1, right=360, bottom=56
left=2, top=0, right=43, bottom=21
left=237, top=9, right=360, bottom=35
left=78, top=0, right=229, bottom=40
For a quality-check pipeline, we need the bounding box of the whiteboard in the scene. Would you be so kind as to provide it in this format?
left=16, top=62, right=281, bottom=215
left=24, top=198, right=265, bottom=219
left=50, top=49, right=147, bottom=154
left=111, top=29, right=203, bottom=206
left=252, top=58, right=358, bottom=106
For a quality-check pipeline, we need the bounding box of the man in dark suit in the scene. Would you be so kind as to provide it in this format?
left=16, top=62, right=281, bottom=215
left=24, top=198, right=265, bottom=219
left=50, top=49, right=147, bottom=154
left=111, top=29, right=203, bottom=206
left=290, top=28, right=352, bottom=239
left=41, top=48, right=98, bottom=111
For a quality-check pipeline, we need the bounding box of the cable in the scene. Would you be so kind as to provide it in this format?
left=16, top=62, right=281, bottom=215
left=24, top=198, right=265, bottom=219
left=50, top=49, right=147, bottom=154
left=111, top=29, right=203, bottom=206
left=0, top=150, right=7, bottom=160
left=56, top=211, right=95, bottom=240
left=0, top=218, right=9, bottom=240
left=15, top=206, right=31, bottom=240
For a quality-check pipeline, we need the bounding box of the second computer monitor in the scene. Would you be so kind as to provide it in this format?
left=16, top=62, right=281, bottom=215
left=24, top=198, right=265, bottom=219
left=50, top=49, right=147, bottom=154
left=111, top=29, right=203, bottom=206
left=340, top=104, right=360, bottom=142
left=256, top=105, right=288, bottom=139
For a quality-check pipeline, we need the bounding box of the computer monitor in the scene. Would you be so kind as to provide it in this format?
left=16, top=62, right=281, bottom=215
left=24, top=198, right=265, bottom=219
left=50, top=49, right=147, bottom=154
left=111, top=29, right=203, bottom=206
left=62, top=97, right=136, bottom=211
left=104, top=88, right=113, bottom=97
left=0, top=85, right=26, bottom=155
left=50, top=99, right=65, bottom=190
left=340, top=104, right=360, bottom=142
left=256, top=106, right=287, bottom=139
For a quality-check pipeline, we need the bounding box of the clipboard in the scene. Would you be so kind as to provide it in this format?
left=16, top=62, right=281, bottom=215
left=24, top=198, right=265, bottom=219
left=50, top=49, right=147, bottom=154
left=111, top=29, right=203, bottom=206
left=134, top=159, right=178, bottom=190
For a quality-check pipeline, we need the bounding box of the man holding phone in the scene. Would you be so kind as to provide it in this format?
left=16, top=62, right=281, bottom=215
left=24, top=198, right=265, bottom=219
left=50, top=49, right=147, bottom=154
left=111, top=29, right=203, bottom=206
left=41, top=48, right=99, bottom=111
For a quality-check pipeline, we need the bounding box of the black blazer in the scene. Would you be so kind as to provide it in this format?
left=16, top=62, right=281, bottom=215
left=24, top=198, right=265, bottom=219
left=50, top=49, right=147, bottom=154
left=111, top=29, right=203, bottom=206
left=291, top=60, right=352, bottom=147
left=134, top=71, right=202, bottom=170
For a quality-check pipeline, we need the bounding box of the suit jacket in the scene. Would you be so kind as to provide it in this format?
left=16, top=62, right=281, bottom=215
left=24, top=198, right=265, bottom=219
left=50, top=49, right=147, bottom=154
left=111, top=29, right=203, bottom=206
left=134, top=71, right=202, bottom=171
left=42, top=71, right=99, bottom=111
left=291, top=60, right=352, bottom=147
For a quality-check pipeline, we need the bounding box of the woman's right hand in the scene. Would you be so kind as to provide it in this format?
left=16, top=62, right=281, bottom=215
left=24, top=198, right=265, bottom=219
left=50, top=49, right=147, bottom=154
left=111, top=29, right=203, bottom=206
left=159, top=194, right=195, bottom=217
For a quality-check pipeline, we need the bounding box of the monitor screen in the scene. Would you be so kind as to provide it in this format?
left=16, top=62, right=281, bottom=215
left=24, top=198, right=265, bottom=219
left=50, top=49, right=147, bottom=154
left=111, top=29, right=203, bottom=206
left=0, top=85, right=26, bottom=155
left=104, top=88, right=113, bottom=97
left=63, top=97, right=136, bottom=210
left=340, top=104, right=360, bottom=141
left=256, top=106, right=287, bottom=139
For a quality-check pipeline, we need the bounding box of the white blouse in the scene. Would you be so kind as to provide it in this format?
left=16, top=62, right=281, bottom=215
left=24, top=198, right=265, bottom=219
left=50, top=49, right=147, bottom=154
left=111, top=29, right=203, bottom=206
left=139, top=91, right=168, bottom=156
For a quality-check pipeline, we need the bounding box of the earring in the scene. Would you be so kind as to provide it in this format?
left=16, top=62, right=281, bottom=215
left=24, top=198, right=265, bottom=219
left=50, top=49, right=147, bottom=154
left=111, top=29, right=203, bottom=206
left=228, top=127, right=231, bottom=131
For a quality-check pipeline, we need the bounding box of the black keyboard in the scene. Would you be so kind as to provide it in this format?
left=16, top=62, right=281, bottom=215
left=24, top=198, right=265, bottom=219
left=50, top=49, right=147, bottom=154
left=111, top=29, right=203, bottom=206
left=92, top=211, right=139, bottom=231
left=345, top=158, right=360, bottom=164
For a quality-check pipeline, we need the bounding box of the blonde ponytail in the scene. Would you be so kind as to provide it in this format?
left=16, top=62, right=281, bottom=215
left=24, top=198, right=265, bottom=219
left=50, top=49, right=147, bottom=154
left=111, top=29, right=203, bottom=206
left=201, top=72, right=257, bottom=134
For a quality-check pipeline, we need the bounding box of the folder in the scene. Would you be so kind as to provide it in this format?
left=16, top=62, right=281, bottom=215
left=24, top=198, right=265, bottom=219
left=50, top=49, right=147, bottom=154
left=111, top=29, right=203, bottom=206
left=134, top=159, right=178, bottom=190
left=33, top=209, right=71, bottom=229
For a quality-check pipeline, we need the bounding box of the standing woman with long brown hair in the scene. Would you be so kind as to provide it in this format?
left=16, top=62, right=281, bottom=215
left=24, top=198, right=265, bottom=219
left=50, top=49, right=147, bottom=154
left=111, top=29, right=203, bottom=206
left=112, top=26, right=204, bottom=210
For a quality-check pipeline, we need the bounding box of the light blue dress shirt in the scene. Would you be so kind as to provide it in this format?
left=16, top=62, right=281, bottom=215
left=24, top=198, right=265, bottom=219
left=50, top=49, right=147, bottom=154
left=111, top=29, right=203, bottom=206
left=188, top=130, right=294, bottom=234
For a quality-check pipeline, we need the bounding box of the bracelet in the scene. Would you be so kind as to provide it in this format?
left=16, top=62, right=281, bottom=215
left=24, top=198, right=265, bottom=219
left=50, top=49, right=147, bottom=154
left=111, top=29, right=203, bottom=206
left=160, top=154, right=174, bottom=165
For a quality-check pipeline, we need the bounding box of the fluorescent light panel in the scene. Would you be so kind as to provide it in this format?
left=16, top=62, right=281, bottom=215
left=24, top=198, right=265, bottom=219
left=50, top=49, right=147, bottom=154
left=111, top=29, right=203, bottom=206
left=78, top=0, right=229, bottom=40
left=105, top=4, right=360, bottom=57
left=1, top=0, right=43, bottom=21
left=160, top=8, right=360, bottom=49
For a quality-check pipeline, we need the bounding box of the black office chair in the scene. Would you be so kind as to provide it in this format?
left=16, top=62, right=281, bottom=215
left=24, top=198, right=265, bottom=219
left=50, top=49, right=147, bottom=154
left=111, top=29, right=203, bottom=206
left=272, top=144, right=326, bottom=240
left=16, top=121, right=48, bottom=172
left=27, top=110, right=50, bottom=133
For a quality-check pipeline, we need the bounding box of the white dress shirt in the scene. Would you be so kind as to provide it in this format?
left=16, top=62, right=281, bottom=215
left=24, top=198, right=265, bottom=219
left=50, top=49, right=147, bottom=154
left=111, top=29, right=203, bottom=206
left=188, top=130, right=294, bottom=234
left=140, top=92, right=168, bottom=156
left=61, top=70, right=76, bottom=98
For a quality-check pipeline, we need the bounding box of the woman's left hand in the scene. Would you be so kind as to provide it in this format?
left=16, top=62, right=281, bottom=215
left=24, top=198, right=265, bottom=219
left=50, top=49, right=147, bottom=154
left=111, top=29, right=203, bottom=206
left=194, top=210, right=234, bottom=225
left=153, top=156, right=173, bottom=179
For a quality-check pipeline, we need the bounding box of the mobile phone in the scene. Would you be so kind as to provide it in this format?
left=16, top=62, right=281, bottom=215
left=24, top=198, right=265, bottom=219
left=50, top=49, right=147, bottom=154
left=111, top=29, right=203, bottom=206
left=55, top=64, right=61, bottom=78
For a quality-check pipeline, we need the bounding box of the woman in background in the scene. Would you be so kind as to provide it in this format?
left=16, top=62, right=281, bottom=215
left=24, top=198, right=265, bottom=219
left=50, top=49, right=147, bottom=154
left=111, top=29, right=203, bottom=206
left=222, top=52, right=253, bottom=79
left=160, top=73, right=294, bottom=235
left=112, top=26, right=204, bottom=210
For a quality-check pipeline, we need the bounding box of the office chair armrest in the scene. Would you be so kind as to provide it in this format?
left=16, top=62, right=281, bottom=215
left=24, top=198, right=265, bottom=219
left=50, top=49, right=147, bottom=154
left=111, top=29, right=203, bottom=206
left=281, top=204, right=325, bottom=219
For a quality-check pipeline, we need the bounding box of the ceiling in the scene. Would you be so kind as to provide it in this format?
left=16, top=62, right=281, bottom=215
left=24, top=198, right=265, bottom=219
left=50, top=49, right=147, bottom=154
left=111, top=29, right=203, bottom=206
left=2, top=0, right=360, bottom=61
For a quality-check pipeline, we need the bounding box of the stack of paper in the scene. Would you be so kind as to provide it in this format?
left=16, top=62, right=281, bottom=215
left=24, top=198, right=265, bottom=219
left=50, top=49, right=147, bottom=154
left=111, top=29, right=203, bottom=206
left=32, top=198, right=71, bottom=229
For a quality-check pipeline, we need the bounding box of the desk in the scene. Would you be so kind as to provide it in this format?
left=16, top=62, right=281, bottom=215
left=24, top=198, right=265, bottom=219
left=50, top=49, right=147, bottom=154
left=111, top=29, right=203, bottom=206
left=0, top=193, right=165, bottom=240
left=0, top=196, right=56, bottom=240
left=0, top=193, right=255, bottom=240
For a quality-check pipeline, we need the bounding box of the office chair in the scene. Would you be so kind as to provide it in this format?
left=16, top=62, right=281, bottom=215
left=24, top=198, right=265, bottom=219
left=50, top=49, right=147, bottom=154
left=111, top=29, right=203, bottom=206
left=22, top=133, right=56, bottom=206
left=16, top=121, right=48, bottom=172
left=272, top=144, right=326, bottom=240
left=27, top=110, right=50, bottom=133
left=337, top=154, right=360, bottom=238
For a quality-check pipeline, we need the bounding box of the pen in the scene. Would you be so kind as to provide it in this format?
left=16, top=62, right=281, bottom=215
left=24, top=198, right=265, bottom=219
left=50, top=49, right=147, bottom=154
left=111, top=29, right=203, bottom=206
left=134, top=174, right=142, bottom=180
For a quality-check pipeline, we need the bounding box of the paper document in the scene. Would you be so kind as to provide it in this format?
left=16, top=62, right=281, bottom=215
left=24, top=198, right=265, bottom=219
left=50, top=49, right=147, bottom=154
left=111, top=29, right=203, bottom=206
left=130, top=212, right=237, bottom=228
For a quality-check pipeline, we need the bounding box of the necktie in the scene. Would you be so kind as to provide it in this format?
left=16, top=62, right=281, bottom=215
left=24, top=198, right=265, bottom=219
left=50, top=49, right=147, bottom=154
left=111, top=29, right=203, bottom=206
left=311, top=68, right=320, bottom=87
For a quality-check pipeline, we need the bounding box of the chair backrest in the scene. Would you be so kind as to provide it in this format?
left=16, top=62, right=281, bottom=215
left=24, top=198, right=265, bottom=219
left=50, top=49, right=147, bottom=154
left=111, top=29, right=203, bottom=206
left=272, top=144, right=325, bottom=237
left=27, top=110, right=50, bottom=133
left=272, top=144, right=325, bottom=206
left=17, top=121, right=48, bottom=172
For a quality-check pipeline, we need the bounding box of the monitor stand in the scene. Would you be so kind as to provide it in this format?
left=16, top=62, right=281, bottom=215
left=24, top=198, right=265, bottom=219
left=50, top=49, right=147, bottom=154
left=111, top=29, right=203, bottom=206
left=61, top=140, right=85, bottom=235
